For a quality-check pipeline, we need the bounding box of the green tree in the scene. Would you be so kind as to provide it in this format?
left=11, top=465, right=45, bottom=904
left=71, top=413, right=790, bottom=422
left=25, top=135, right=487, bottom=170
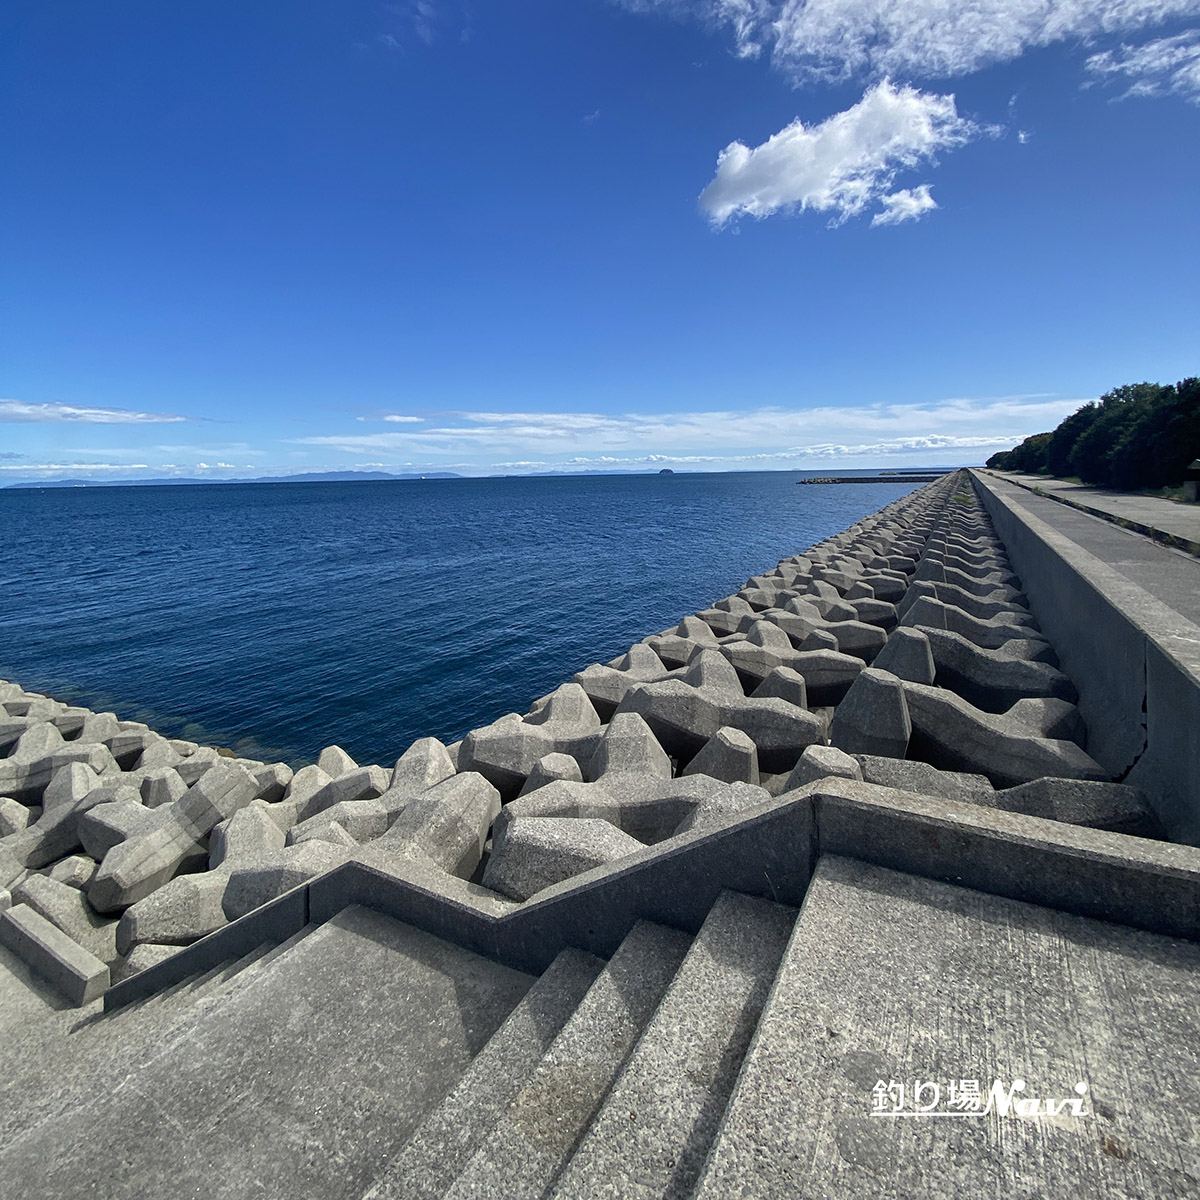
left=1044, top=403, right=1099, bottom=477
left=1068, top=382, right=1171, bottom=486
left=992, top=431, right=1052, bottom=473
left=988, top=376, right=1197, bottom=491
left=1106, top=377, right=1200, bottom=490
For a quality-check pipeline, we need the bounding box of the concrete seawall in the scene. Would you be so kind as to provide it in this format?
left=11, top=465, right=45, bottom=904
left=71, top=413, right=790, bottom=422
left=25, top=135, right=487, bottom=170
left=973, top=470, right=1200, bottom=844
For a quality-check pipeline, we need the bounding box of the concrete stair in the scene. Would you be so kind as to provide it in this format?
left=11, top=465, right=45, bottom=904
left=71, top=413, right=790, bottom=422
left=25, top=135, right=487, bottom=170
left=440, top=919, right=692, bottom=1200
left=547, top=891, right=795, bottom=1200
left=363, top=891, right=796, bottom=1200
left=12, top=863, right=1194, bottom=1199
left=0, top=925, right=318, bottom=1152
left=0, top=906, right=537, bottom=1199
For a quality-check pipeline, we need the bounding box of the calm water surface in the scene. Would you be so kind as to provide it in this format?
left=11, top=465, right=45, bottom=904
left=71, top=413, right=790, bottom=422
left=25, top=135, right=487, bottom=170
left=0, top=472, right=920, bottom=765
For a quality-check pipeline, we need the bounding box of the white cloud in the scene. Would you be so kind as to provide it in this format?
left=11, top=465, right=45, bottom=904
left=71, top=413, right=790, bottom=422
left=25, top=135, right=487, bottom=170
left=870, top=183, right=938, bottom=225
left=0, top=399, right=187, bottom=424
left=1086, top=31, right=1200, bottom=101
left=291, top=394, right=1086, bottom=463
left=623, top=0, right=1200, bottom=84
left=490, top=434, right=1020, bottom=469
left=699, top=82, right=982, bottom=226
left=0, top=462, right=152, bottom=472
left=382, top=414, right=425, bottom=423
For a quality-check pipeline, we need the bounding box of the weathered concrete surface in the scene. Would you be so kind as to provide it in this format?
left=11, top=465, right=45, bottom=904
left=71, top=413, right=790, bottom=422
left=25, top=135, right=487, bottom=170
left=903, top=681, right=1107, bottom=789
left=88, top=763, right=261, bottom=912
left=442, top=920, right=690, bottom=1200
left=549, top=892, right=795, bottom=1200
left=0, top=906, right=534, bottom=1200
left=974, top=470, right=1200, bottom=843
left=694, top=855, right=1200, bottom=1200
left=483, top=816, right=645, bottom=902
left=365, top=947, right=605, bottom=1200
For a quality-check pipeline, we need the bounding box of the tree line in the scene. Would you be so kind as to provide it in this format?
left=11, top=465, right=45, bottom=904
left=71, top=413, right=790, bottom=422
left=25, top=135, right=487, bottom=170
left=986, top=377, right=1200, bottom=491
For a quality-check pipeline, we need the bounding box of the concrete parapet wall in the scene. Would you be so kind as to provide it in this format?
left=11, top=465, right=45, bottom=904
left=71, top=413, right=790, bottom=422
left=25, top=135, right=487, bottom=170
left=104, top=778, right=1200, bottom=1009
left=972, top=470, right=1200, bottom=844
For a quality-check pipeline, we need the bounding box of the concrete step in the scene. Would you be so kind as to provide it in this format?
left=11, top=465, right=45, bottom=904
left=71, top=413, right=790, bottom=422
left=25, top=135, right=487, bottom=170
left=363, top=946, right=606, bottom=1200
left=104, top=927, right=307, bottom=1029
left=549, top=890, right=796, bottom=1200
left=0, top=905, right=535, bottom=1200
left=692, top=855, right=1200, bottom=1199
left=442, top=919, right=693, bottom=1200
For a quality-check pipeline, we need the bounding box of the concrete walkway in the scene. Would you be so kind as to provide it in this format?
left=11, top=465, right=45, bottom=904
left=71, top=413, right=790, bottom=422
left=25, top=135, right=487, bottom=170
left=987, top=471, right=1200, bottom=555
left=975, top=472, right=1200, bottom=628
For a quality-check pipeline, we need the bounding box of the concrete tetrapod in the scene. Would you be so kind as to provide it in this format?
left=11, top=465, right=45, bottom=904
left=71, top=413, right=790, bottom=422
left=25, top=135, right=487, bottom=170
left=681, top=725, right=761, bottom=785
left=494, top=713, right=766, bottom=847
left=915, top=624, right=1078, bottom=712
left=88, top=763, right=260, bottom=913
left=375, top=771, right=501, bottom=879
left=902, top=681, right=1109, bottom=789
left=573, top=644, right=681, bottom=720
left=900, top=595, right=1053, bottom=654
left=458, top=684, right=603, bottom=800
left=481, top=817, right=646, bottom=901
left=116, top=802, right=289, bottom=952
left=828, top=668, right=912, bottom=759
left=517, top=753, right=583, bottom=797
left=11, top=873, right=119, bottom=966
left=614, top=649, right=824, bottom=773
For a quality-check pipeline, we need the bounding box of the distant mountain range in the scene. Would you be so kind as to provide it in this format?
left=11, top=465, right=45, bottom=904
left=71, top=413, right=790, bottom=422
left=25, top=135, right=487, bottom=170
left=4, top=471, right=464, bottom=489
left=4, top=468, right=683, bottom=488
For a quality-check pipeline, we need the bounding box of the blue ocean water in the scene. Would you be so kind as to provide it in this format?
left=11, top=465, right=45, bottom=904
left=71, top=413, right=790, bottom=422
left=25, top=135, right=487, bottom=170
left=0, top=472, right=922, bottom=766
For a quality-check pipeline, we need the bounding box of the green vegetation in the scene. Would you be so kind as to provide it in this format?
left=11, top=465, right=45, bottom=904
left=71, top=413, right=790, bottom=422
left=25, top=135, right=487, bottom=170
left=986, top=377, right=1200, bottom=491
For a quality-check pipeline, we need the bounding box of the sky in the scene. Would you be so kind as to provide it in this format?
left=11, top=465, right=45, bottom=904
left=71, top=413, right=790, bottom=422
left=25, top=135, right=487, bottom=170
left=1, top=0, right=1197, bottom=482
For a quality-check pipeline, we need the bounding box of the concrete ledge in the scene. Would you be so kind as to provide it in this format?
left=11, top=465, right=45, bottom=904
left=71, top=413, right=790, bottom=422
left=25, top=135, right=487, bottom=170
left=812, top=779, right=1200, bottom=940
left=972, top=469, right=1200, bottom=843
left=499, top=791, right=816, bottom=973
left=308, top=856, right=510, bottom=965
left=1, top=903, right=109, bottom=1006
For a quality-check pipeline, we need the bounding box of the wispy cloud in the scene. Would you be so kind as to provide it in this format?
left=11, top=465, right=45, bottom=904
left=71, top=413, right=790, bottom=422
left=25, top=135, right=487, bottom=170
left=373, top=1, right=473, bottom=51
left=0, top=462, right=153, bottom=473
left=0, top=399, right=187, bottom=424
left=488, top=433, right=1026, bottom=469
left=622, top=0, right=1200, bottom=84
left=1086, top=31, right=1200, bottom=102
left=699, top=82, right=984, bottom=226
left=291, top=395, right=1085, bottom=463
left=0, top=459, right=262, bottom=478
left=382, top=414, right=425, bottom=423
left=871, top=183, right=938, bottom=226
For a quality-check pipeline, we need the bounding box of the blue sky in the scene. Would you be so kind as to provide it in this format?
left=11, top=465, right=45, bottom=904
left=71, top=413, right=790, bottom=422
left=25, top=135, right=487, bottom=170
left=2, top=0, right=1197, bottom=481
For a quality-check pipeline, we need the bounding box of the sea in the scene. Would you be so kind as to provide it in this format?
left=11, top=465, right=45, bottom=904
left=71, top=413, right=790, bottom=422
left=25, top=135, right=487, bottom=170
left=0, top=471, right=926, bottom=767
